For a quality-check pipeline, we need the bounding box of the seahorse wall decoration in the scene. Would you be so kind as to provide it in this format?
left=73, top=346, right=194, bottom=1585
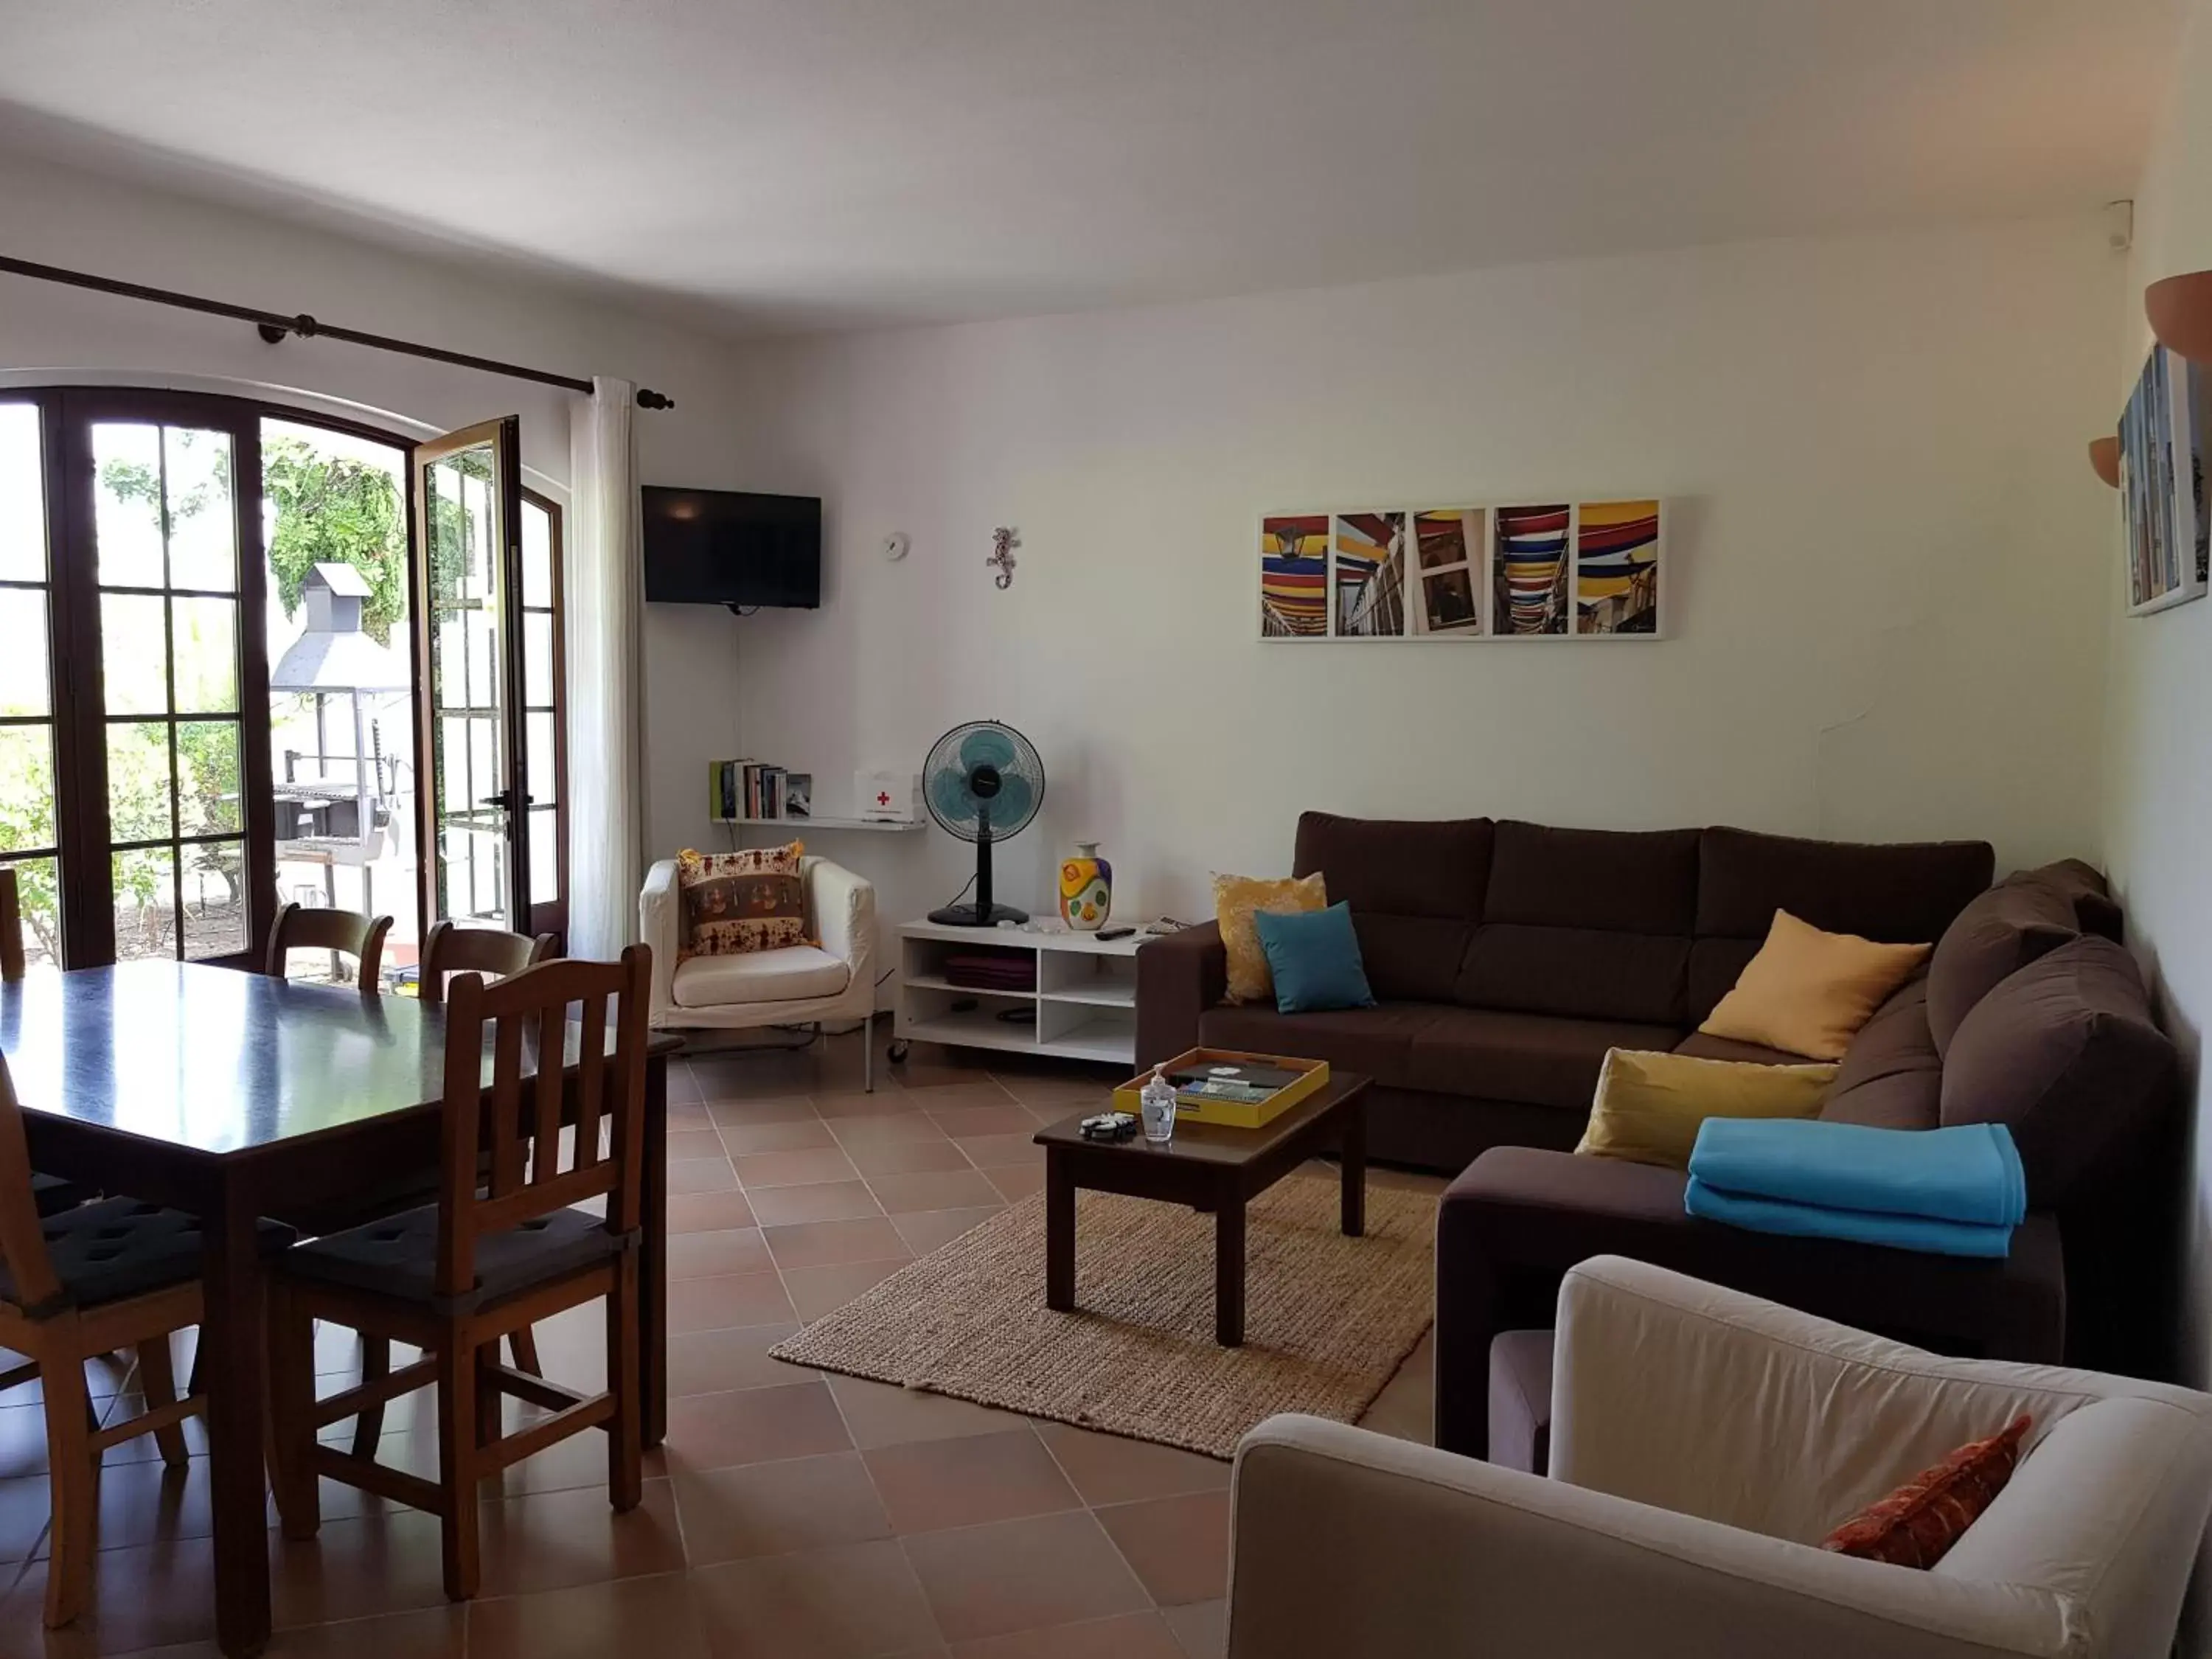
left=988, top=526, right=1019, bottom=589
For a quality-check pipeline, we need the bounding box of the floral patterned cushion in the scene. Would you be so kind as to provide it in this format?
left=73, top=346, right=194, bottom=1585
left=675, top=844, right=807, bottom=961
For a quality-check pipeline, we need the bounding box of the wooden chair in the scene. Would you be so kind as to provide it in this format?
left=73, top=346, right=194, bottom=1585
left=0, top=866, right=86, bottom=1220
left=0, top=1053, right=277, bottom=1627
left=263, top=901, right=392, bottom=990
left=416, top=919, right=558, bottom=1004
left=268, top=945, right=652, bottom=1601
left=349, top=919, right=560, bottom=1455
left=0, top=865, right=23, bottom=983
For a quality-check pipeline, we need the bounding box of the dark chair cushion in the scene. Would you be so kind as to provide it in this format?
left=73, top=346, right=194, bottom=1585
left=30, top=1174, right=88, bottom=1217
left=1489, top=1329, right=1554, bottom=1476
left=1293, top=813, right=1492, bottom=1003
left=1406, top=1007, right=1683, bottom=1110
left=278, top=1203, right=629, bottom=1312
left=1694, top=827, right=1994, bottom=945
left=1197, top=1002, right=1441, bottom=1091
left=1924, top=875, right=2080, bottom=1057
left=1820, top=975, right=1943, bottom=1130
left=1, top=1197, right=292, bottom=1316
left=1940, top=936, right=2177, bottom=1209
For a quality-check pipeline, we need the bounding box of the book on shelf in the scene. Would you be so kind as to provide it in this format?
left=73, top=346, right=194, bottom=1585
left=708, top=757, right=811, bottom=821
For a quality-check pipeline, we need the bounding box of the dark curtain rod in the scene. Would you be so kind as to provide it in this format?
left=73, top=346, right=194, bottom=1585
left=0, top=252, right=675, bottom=410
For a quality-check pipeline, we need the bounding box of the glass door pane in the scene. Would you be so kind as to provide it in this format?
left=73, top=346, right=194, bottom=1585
left=88, top=421, right=247, bottom=962
left=519, top=495, right=566, bottom=936
left=417, top=418, right=526, bottom=931
left=262, top=418, right=420, bottom=983
left=0, top=403, right=62, bottom=964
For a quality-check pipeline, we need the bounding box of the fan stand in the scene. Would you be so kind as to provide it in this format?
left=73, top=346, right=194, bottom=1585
left=929, top=813, right=1029, bottom=927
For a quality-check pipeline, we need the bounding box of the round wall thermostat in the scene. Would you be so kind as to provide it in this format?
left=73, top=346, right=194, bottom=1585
left=882, top=532, right=911, bottom=563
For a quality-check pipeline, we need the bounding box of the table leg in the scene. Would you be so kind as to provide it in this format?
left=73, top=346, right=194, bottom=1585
left=641, top=1054, right=669, bottom=1448
left=1046, top=1153, right=1075, bottom=1313
left=1216, top=1196, right=1246, bottom=1347
left=202, top=1180, right=271, bottom=1658
left=1340, top=1100, right=1367, bottom=1239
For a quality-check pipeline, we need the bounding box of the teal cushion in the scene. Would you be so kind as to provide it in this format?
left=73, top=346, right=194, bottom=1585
left=1254, top=902, right=1377, bottom=1015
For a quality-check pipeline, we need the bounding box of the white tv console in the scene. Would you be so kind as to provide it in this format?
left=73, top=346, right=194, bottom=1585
left=892, top=918, right=1150, bottom=1066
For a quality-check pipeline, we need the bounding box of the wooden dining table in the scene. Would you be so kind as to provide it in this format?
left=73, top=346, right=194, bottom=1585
left=0, top=960, right=679, bottom=1658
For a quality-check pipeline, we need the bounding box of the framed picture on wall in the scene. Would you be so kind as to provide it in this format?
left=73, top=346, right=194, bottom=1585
left=2121, top=342, right=2209, bottom=616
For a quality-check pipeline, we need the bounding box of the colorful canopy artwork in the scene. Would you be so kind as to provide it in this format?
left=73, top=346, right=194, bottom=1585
left=1261, top=514, right=1329, bottom=636
left=1576, top=500, right=1660, bottom=632
left=1495, top=505, right=1569, bottom=634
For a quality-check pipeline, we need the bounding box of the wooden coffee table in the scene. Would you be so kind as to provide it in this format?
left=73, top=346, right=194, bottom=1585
left=1032, top=1070, right=1371, bottom=1346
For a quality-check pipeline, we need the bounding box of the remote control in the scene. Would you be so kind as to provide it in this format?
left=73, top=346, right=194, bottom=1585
left=1096, top=925, right=1135, bottom=941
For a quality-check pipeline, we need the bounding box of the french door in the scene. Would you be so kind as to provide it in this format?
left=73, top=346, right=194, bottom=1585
left=414, top=418, right=563, bottom=938
left=49, top=391, right=271, bottom=967
left=0, top=388, right=568, bottom=973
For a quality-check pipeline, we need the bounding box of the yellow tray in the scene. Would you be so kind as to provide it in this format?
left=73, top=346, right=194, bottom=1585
left=1113, top=1048, right=1331, bottom=1130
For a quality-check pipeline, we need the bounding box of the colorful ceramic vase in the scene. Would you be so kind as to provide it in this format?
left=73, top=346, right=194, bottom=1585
left=1059, top=841, right=1113, bottom=931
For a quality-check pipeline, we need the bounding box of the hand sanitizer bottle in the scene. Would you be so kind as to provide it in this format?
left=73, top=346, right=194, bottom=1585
left=1139, top=1065, right=1178, bottom=1144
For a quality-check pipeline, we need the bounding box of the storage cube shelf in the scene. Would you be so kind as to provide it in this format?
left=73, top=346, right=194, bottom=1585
left=894, top=919, right=1145, bottom=1065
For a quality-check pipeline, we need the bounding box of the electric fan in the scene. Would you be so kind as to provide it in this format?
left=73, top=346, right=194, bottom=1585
left=925, top=720, right=1046, bottom=926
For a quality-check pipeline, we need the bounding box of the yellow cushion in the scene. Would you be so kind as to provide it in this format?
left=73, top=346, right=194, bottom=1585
left=1576, top=1048, right=1838, bottom=1170
left=1212, top=872, right=1328, bottom=1004
left=1700, top=909, right=1932, bottom=1062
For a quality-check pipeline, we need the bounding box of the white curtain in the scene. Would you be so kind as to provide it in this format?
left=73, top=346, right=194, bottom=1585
left=565, top=376, right=644, bottom=959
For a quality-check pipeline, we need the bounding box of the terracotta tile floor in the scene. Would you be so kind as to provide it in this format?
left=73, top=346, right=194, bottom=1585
left=0, top=1036, right=1440, bottom=1658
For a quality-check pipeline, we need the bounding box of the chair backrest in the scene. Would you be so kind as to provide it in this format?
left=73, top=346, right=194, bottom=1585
left=0, top=1056, right=62, bottom=1311
left=434, top=945, right=651, bottom=1300
left=0, top=866, right=21, bottom=983
left=265, top=902, right=392, bottom=990
left=417, top=919, right=558, bottom=1006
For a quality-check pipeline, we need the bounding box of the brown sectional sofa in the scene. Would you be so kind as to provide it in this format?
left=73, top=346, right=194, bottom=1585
left=1138, top=814, right=1997, bottom=1170
left=1135, top=815, right=2180, bottom=1448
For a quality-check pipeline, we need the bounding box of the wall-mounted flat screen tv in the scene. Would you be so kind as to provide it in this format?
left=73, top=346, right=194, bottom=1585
left=641, top=487, right=821, bottom=609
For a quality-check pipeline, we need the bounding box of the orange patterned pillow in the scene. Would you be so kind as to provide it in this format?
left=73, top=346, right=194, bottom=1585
left=1819, top=1415, right=2031, bottom=1568
left=1212, top=872, right=1327, bottom=1004
left=675, top=844, right=807, bottom=961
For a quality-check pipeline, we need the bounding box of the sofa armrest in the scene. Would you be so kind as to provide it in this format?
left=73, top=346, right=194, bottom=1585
left=1135, top=920, right=1226, bottom=1067
left=804, top=855, right=877, bottom=1010
left=1549, top=1254, right=2185, bottom=1548
left=1227, top=1415, right=2063, bottom=1659
left=639, top=858, right=682, bottom=1017
left=1433, top=1147, right=2065, bottom=1458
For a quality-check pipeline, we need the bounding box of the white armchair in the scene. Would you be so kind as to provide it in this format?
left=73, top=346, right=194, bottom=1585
left=639, top=855, right=880, bottom=1088
left=1228, top=1256, right=2212, bottom=1659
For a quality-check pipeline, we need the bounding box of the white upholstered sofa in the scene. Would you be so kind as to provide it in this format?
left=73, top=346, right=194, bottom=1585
left=639, top=854, right=880, bottom=1088
left=1228, top=1255, right=2212, bottom=1659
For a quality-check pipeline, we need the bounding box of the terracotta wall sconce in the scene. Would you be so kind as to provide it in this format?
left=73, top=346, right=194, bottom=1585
left=2089, top=436, right=2121, bottom=488
left=2146, top=271, right=2212, bottom=364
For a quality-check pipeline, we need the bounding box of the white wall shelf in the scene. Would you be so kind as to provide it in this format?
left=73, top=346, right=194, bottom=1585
left=712, top=815, right=922, bottom=832
left=893, top=919, right=1153, bottom=1066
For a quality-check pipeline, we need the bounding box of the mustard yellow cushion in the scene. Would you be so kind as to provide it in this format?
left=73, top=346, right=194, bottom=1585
left=1576, top=1048, right=1838, bottom=1169
left=1700, top=909, right=1932, bottom=1062
left=1212, top=872, right=1328, bottom=1004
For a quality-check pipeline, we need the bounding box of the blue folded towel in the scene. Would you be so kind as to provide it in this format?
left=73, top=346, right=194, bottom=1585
left=1683, top=1178, right=2016, bottom=1259
left=1683, top=1118, right=2025, bottom=1259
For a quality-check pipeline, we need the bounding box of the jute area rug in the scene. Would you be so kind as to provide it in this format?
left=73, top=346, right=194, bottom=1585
left=771, top=1175, right=1435, bottom=1459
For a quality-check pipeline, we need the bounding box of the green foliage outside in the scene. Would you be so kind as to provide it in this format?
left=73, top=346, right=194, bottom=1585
left=0, top=430, right=405, bottom=958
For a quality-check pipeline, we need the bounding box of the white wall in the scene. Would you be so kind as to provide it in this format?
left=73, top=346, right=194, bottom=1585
left=0, top=150, right=750, bottom=863
left=721, top=217, right=2122, bottom=938
left=2103, top=4, right=2212, bottom=1643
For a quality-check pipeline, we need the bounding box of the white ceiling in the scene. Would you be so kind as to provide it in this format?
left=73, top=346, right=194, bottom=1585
left=0, top=0, right=2183, bottom=335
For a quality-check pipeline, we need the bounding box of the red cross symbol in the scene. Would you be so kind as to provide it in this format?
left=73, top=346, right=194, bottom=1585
left=877, top=790, right=891, bottom=807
